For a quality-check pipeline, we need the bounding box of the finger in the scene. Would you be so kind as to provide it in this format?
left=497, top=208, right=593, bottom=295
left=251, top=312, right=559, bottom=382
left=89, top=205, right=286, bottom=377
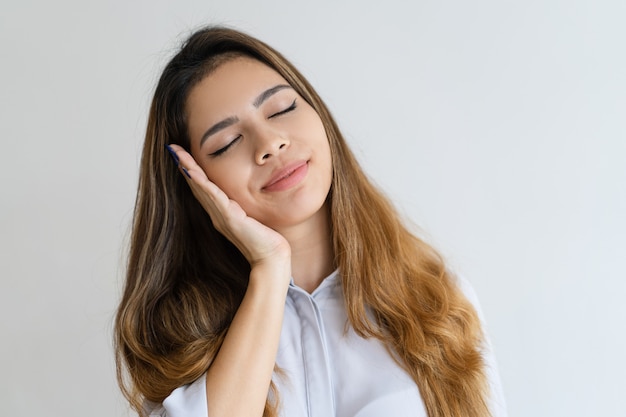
left=166, top=144, right=202, bottom=180
left=166, top=144, right=236, bottom=221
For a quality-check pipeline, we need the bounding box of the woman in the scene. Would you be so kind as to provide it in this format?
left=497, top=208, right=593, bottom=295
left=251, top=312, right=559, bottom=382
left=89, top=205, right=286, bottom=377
left=115, top=26, right=506, bottom=417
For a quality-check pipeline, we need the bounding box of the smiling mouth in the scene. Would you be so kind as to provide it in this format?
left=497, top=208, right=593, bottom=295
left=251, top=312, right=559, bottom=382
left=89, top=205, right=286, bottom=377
left=262, top=161, right=309, bottom=192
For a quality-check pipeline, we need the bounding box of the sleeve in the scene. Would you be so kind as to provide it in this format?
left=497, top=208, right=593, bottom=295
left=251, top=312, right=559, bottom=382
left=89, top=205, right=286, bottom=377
left=455, top=275, right=509, bottom=417
left=143, top=373, right=208, bottom=417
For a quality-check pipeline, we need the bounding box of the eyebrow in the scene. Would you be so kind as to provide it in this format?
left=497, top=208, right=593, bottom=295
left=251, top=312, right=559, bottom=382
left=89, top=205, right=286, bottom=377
left=199, top=84, right=293, bottom=147
left=253, top=84, right=292, bottom=108
left=199, top=116, right=239, bottom=147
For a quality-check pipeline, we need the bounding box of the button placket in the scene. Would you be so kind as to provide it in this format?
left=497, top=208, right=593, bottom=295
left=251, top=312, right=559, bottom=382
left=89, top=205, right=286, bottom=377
left=290, top=287, right=335, bottom=417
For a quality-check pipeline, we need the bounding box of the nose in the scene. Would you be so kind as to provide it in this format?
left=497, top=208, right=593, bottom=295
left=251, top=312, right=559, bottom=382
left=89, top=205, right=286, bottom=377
left=254, top=128, right=289, bottom=164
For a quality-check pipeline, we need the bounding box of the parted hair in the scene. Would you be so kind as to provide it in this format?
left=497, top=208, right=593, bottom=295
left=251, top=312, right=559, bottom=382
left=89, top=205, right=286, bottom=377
left=115, top=26, right=490, bottom=417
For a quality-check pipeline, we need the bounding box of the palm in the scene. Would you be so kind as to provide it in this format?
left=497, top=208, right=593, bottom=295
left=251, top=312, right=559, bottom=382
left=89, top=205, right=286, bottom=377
left=167, top=144, right=290, bottom=265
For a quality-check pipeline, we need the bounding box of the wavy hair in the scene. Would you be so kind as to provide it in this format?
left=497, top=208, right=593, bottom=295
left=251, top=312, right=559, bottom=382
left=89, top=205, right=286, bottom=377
left=115, top=26, right=490, bottom=417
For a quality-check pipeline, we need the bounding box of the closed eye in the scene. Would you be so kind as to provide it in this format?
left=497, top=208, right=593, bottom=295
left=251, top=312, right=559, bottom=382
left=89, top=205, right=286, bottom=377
left=209, top=135, right=242, bottom=157
left=269, top=99, right=297, bottom=119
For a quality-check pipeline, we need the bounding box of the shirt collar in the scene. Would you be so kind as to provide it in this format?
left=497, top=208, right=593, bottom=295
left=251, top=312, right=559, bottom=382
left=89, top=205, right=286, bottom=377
left=289, top=268, right=340, bottom=297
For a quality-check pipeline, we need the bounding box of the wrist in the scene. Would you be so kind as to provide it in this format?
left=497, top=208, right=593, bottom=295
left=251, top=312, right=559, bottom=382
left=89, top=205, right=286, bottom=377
left=248, top=258, right=291, bottom=294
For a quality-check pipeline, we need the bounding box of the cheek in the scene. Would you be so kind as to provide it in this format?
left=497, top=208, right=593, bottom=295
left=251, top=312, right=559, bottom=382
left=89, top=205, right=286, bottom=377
left=312, top=124, right=332, bottom=169
left=201, top=160, right=251, bottom=201
left=298, top=111, right=329, bottom=147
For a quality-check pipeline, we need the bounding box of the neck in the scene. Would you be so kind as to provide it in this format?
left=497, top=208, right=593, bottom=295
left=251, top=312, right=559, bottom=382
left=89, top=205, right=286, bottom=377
left=277, top=204, right=334, bottom=293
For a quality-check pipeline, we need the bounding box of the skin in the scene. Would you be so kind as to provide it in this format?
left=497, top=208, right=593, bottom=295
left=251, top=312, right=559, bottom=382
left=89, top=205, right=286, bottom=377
left=167, top=57, right=335, bottom=417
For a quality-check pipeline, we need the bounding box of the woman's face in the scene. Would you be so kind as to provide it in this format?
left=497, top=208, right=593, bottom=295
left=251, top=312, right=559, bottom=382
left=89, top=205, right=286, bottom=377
left=186, top=56, right=333, bottom=231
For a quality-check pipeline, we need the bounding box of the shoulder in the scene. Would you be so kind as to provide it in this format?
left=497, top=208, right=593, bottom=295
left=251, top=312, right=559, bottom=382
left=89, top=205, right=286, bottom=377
left=451, top=272, right=509, bottom=417
left=451, top=273, right=485, bottom=318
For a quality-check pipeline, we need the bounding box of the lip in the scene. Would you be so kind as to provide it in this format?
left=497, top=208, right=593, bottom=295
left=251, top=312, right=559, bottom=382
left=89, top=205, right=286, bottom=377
left=262, top=160, right=309, bottom=192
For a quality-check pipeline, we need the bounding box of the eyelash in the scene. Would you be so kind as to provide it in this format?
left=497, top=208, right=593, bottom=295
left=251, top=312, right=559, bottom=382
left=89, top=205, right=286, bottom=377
left=209, top=135, right=241, bottom=157
left=209, top=99, right=297, bottom=157
left=269, top=99, right=297, bottom=118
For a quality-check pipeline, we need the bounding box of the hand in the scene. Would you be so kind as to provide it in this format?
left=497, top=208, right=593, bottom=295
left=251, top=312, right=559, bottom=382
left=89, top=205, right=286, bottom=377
left=167, top=144, right=291, bottom=271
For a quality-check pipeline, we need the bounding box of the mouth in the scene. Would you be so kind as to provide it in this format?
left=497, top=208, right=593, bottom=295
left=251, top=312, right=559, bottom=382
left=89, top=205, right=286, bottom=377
left=262, top=160, right=309, bottom=192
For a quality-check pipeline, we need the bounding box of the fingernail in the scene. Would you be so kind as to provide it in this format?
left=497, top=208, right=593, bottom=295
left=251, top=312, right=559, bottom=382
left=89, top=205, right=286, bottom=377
left=165, top=144, right=179, bottom=165
left=182, top=167, right=192, bottom=179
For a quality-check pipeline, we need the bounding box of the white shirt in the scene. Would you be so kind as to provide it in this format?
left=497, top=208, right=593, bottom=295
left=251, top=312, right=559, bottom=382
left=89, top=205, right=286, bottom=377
left=146, top=270, right=507, bottom=417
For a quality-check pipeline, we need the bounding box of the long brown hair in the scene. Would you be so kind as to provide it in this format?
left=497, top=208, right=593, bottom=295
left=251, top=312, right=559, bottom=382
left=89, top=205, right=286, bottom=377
left=115, top=26, right=490, bottom=417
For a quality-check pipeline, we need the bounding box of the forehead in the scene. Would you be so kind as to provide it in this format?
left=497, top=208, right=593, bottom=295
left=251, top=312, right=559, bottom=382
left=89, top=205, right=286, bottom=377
left=186, top=57, right=289, bottom=116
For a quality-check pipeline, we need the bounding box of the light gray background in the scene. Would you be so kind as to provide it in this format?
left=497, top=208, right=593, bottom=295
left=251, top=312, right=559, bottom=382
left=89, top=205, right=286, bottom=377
left=1, top=1, right=624, bottom=416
